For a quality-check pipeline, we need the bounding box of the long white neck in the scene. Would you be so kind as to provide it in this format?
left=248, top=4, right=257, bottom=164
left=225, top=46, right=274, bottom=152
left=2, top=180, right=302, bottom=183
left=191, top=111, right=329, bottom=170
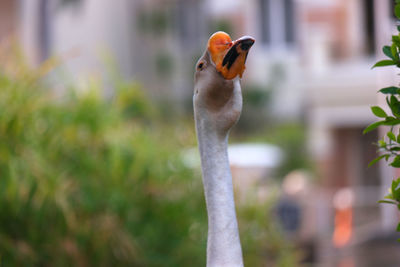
left=195, top=112, right=244, bottom=267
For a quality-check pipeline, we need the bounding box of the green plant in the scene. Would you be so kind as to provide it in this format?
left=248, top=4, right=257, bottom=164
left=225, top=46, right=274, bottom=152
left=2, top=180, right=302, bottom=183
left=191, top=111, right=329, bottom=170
left=0, top=54, right=206, bottom=266
left=364, top=0, right=400, bottom=239
left=238, top=198, right=298, bottom=267
left=0, top=46, right=299, bottom=266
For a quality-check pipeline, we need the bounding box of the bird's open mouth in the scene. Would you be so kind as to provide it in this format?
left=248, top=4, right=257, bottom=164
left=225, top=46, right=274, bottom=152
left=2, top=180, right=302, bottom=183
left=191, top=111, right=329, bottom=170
left=207, top=32, right=255, bottom=80
left=222, top=37, right=255, bottom=71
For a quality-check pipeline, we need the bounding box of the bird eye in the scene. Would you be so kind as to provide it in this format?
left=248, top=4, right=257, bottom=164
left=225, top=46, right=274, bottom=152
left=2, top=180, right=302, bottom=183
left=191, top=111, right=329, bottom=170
left=197, top=62, right=204, bottom=70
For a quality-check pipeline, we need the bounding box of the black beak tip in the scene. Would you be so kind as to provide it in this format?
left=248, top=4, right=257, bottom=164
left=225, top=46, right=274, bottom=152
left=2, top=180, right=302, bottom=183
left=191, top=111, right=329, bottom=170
left=222, top=35, right=255, bottom=69
left=239, top=38, right=255, bottom=51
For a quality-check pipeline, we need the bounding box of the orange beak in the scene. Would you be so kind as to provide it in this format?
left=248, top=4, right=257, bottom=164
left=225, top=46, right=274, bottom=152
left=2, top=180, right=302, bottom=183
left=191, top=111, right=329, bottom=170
left=207, top=31, right=255, bottom=80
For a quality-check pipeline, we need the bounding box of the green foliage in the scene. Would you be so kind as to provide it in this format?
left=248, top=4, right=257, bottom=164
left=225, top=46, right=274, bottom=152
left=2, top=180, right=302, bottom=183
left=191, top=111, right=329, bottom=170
left=366, top=1, right=400, bottom=239
left=379, top=86, right=400, bottom=94
left=0, top=49, right=298, bottom=265
left=378, top=178, right=400, bottom=206
left=238, top=198, right=298, bottom=267
left=0, top=59, right=208, bottom=266
left=371, top=106, right=388, bottom=118
left=395, top=4, right=400, bottom=20
left=383, top=46, right=393, bottom=60
left=372, top=59, right=396, bottom=68
left=363, top=121, right=385, bottom=134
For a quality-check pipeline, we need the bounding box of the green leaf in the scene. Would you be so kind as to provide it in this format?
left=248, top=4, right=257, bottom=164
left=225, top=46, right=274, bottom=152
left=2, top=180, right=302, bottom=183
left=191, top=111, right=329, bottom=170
left=384, top=117, right=400, bottom=126
left=383, top=46, right=395, bottom=60
left=368, top=154, right=387, bottom=168
left=379, top=86, right=400, bottom=94
left=388, top=131, right=396, bottom=141
left=395, top=4, right=400, bottom=19
left=388, top=95, right=400, bottom=117
left=392, top=44, right=399, bottom=61
left=391, top=95, right=399, bottom=105
left=378, top=200, right=397, bottom=204
left=372, top=60, right=396, bottom=69
left=363, top=121, right=385, bottom=134
left=379, top=139, right=387, bottom=147
left=371, top=106, right=388, bottom=118
left=397, top=132, right=400, bottom=143
left=392, top=178, right=400, bottom=200
left=384, top=120, right=400, bottom=126
left=397, top=25, right=400, bottom=32
left=393, top=35, right=400, bottom=47
left=391, top=156, right=400, bottom=167
left=397, top=223, right=400, bottom=232
left=384, top=193, right=395, bottom=200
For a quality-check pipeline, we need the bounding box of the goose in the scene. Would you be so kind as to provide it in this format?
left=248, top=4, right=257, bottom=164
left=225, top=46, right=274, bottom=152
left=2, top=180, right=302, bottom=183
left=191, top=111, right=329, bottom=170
left=193, top=31, right=255, bottom=267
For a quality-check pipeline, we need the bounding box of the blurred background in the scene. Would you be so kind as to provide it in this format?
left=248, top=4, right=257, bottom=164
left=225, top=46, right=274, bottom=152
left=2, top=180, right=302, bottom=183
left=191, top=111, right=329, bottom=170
left=1, top=0, right=400, bottom=266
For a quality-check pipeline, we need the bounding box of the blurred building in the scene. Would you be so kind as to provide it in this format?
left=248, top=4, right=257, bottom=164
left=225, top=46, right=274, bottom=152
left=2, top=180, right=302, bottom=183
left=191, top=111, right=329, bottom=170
left=13, top=0, right=207, bottom=108
left=205, top=0, right=400, bottom=265
left=0, top=0, right=17, bottom=41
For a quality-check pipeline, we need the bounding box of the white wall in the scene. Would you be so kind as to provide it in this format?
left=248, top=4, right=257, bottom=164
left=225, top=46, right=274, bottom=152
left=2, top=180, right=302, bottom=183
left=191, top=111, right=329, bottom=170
left=19, top=0, right=137, bottom=85
left=52, top=0, right=135, bottom=82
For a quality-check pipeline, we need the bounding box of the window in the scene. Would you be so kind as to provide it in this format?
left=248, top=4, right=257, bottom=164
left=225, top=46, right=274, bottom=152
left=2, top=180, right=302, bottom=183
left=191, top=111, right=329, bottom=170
left=38, top=0, right=50, bottom=62
left=259, top=0, right=296, bottom=48
left=176, top=0, right=202, bottom=47
left=363, top=0, right=375, bottom=55
left=284, top=0, right=295, bottom=44
left=259, top=0, right=271, bottom=44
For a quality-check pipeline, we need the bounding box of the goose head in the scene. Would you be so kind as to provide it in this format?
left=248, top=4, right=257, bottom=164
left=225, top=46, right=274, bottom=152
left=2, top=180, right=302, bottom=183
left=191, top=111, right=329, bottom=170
left=194, top=31, right=255, bottom=135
